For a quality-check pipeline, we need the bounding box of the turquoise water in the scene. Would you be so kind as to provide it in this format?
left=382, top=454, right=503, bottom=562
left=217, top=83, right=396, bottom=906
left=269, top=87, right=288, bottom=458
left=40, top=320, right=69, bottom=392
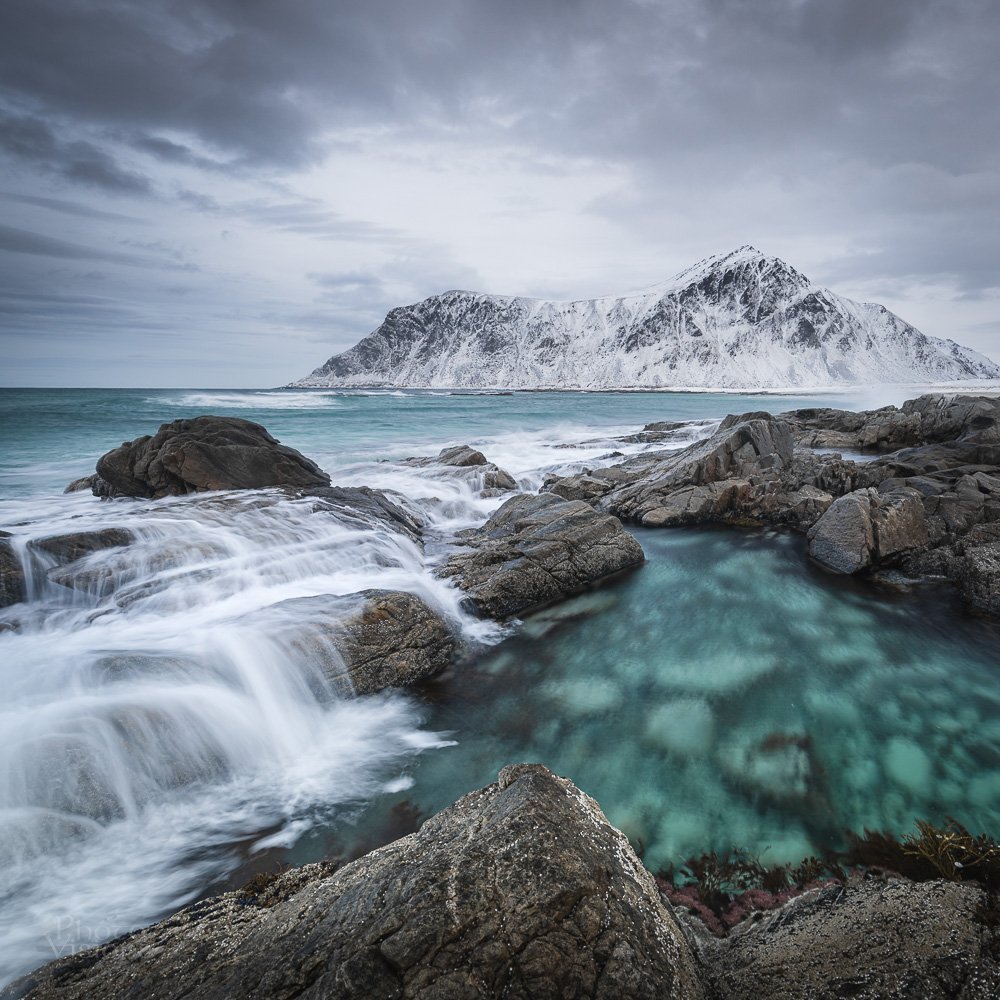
left=313, top=528, right=1000, bottom=876
left=2, top=385, right=999, bottom=982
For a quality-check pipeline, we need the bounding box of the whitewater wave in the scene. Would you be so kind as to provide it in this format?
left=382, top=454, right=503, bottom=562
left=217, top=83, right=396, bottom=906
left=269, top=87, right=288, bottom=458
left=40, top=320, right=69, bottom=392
left=157, top=390, right=344, bottom=410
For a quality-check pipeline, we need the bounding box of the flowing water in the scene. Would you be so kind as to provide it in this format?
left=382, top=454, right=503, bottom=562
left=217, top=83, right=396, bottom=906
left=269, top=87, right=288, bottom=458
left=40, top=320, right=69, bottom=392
left=1, top=386, right=999, bottom=985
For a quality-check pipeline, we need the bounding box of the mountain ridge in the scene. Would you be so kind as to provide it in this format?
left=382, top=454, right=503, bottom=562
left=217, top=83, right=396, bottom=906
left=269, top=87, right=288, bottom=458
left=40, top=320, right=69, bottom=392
left=288, top=247, right=1000, bottom=390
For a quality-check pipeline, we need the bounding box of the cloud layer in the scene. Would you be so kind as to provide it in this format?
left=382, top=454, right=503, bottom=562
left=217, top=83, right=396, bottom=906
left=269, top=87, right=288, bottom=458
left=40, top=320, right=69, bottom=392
left=1, top=0, right=997, bottom=385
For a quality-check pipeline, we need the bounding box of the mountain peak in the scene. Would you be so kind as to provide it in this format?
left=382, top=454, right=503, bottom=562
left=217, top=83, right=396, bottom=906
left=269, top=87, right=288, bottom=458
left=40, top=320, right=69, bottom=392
left=288, top=247, right=1000, bottom=390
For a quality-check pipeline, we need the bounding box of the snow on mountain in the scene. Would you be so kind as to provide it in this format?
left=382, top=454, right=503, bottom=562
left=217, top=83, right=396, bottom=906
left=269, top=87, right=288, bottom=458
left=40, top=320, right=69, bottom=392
left=288, top=246, right=1000, bottom=390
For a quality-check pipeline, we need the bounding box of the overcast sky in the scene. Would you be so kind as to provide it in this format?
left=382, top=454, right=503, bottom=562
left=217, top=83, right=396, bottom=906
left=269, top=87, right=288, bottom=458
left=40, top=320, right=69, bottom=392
left=1, top=0, right=998, bottom=387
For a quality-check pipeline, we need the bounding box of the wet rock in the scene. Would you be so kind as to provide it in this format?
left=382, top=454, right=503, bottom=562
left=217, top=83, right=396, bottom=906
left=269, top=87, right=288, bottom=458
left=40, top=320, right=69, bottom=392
left=91, top=415, right=330, bottom=499
left=0, top=533, right=25, bottom=608
left=700, top=877, right=999, bottom=1000
left=63, top=474, right=96, bottom=494
left=263, top=589, right=457, bottom=696
left=298, top=485, right=425, bottom=545
left=9, top=765, right=706, bottom=1000
left=808, top=487, right=928, bottom=574
left=28, top=527, right=133, bottom=565
left=405, top=444, right=518, bottom=494
left=956, top=543, right=1000, bottom=617
left=438, top=492, right=644, bottom=619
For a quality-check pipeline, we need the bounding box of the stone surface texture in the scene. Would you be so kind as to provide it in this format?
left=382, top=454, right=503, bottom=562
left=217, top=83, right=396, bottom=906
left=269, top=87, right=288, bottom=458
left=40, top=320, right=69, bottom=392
left=437, top=492, right=644, bottom=618
left=7, top=765, right=706, bottom=1000
left=91, top=415, right=331, bottom=498
left=258, top=589, right=456, bottom=696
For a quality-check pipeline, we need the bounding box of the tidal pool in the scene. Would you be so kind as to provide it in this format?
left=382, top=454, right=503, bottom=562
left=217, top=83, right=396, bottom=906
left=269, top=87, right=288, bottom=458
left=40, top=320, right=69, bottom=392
left=296, top=526, right=1000, bottom=876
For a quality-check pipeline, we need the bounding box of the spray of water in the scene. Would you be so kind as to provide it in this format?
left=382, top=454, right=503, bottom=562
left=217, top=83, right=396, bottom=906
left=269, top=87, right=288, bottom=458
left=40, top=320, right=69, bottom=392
left=0, top=419, right=698, bottom=985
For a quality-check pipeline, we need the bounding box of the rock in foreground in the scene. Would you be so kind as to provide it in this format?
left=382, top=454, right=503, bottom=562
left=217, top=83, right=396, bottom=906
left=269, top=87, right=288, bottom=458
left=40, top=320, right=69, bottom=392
left=11, top=765, right=999, bottom=1000
left=7, top=764, right=705, bottom=1000
left=253, top=589, right=457, bottom=695
left=438, top=492, right=644, bottom=618
left=90, top=416, right=330, bottom=498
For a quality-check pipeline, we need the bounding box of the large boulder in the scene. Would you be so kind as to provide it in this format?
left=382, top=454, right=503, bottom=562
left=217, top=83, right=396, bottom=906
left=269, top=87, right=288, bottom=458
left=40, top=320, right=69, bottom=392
left=90, top=416, right=330, bottom=498
left=8, top=764, right=706, bottom=1000
left=438, top=492, right=644, bottom=619
left=0, top=533, right=25, bottom=608
left=700, top=877, right=998, bottom=1000
left=259, top=589, right=457, bottom=696
left=807, top=487, right=928, bottom=574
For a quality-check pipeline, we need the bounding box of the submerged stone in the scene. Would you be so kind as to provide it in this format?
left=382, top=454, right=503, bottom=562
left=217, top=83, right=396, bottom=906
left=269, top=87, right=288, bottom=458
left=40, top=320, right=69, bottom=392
left=884, top=736, right=933, bottom=795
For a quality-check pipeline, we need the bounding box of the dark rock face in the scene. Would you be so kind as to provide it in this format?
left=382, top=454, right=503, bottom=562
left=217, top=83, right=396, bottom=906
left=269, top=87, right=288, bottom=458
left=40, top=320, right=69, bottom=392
left=8, top=765, right=706, bottom=1000
left=298, top=485, right=425, bottom=545
left=567, top=415, right=797, bottom=528
left=699, top=877, right=998, bottom=1000
left=91, top=416, right=330, bottom=498
left=28, top=528, right=134, bottom=565
left=261, top=589, right=457, bottom=696
left=438, top=492, right=645, bottom=618
left=807, top=487, right=928, bottom=574
left=0, top=533, right=25, bottom=608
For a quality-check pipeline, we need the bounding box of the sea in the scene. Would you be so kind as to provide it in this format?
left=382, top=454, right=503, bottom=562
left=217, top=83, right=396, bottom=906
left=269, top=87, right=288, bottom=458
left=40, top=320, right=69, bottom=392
left=2, top=386, right=999, bottom=985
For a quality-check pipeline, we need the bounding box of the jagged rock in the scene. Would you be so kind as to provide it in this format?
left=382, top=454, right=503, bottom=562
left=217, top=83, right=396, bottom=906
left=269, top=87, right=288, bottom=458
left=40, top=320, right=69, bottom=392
left=788, top=394, right=1000, bottom=454
left=438, top=492, right=644, bottom=619
left=807, top=487, right=928, bottom=574
left=405, top=444, right=518, bottom=494
left=28, top=528, right=134, bottom=565
left=89, top=416, right=330, bottom=499
left=259, top=589, right=456, bottom=696
left=594, top=417, right=795, bottom=526
left=297, top=485, right=425, bottom=545
left=0, top=533, right=25, bottom=608
left=7, top=765, right=706, bottom=1000
left=699, top=877, right=999, bottom=1000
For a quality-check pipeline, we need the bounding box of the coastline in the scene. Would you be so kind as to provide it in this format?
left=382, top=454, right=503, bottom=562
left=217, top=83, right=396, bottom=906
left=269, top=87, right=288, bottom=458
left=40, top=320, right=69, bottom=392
left=1, top=390, right=1000, bottom=992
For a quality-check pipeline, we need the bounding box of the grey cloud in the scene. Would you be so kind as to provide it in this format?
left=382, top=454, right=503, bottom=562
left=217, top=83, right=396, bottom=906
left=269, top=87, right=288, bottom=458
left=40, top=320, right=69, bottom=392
left=1, top=0, right=998, bottom=381
left=0, top=223, right=192, bottom=270
left=0, top=110, right=153, bottom=194
left=0, top=191, right=145, bottom=223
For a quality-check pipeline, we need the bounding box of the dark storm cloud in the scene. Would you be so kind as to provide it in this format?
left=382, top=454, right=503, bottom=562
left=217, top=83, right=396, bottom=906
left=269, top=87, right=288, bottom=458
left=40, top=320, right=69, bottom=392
left=0, top=111, right=153, bottom=194
left=1, top=0, right=998, bottom=382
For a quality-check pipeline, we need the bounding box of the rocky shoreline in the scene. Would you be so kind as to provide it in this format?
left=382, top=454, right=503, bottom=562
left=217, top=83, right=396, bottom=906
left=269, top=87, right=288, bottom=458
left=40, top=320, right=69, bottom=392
left=7, top=765, right=999, bottom=1000
left=3, top=395, right=1000, bottom=997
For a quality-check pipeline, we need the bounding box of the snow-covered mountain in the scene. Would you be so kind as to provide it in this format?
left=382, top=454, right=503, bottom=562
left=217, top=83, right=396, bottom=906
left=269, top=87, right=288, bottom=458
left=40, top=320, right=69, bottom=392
left=288, top=246, right=1000, bottom=390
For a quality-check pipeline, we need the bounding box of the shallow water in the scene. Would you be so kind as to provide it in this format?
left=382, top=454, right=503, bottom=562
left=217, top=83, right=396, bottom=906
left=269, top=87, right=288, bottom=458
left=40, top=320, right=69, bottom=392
left=1, top=385, right=999, bottom=985
left=313, top=528, right=1000, bottom=877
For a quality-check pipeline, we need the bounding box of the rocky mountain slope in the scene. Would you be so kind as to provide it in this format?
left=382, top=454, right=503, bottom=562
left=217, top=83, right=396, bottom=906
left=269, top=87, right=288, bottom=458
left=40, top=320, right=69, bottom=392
left=289, top=246, right=1000, bottom=390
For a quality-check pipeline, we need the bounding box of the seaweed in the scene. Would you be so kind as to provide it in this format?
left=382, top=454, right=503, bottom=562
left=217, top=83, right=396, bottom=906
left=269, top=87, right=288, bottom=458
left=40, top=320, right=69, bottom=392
left=657, top=818, right=1000, bottom=937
